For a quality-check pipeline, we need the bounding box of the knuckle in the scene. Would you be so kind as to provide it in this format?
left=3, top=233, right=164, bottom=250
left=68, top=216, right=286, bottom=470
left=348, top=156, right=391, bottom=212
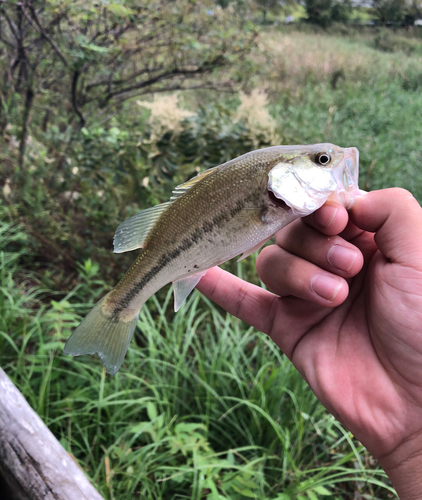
left=390, top=187, right=413, bottom=200
left=232, top=281, right=249, bottom=318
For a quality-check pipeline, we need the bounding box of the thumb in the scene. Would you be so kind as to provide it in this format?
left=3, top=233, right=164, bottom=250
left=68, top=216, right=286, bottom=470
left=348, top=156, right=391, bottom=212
left=350, top=188, right=422, bottom=269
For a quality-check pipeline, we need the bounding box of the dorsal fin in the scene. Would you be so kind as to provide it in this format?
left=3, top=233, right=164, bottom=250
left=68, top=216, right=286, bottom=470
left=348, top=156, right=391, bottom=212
left=170, top=166, right=219, bottom=201
left=113, top=202, right=171, bottom=253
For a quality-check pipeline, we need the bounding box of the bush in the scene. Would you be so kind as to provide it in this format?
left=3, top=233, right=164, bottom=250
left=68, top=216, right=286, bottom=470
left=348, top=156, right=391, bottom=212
left=304, top=0, right=353, bottom=27
left=373, top=30, right=422, bottom=54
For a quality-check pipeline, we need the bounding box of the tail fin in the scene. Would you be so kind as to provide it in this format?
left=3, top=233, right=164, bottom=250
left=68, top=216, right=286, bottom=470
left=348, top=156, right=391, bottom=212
left=63, top=293, right=139, bottom=375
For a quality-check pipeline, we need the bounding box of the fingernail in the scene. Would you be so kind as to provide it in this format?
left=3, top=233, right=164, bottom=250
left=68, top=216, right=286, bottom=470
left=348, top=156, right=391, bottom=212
left=310, top=274, right=342, bottom=301
left=357, top=189, right=368, bottom=196
left=327, top=245, right=358, bottom=272
left=314, top=205, right=338, bottom=229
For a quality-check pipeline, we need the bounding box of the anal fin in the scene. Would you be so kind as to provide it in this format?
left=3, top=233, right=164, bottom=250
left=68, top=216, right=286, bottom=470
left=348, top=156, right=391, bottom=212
left=173, top=272, right=207, bottom=312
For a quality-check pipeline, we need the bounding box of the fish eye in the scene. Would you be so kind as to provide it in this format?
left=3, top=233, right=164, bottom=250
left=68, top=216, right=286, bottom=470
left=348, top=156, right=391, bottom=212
left=315, top=152, right=331, bottom=166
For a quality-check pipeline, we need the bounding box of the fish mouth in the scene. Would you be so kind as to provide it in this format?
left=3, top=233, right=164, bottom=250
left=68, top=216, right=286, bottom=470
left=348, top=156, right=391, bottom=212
left=267, top=189, right=291, bottom=210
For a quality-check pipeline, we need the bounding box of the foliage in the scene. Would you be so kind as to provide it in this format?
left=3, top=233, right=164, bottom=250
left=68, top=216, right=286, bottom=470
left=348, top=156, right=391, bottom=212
left=373, top=29, right=422, bottom=53
left=371, top=0, right=408, bottom=24
left=255, top=30, right=422, bottom=198
left=254, top=0, right=284, bottom=21
left=0, top=92, right=278, bottom=285
left=304, top=0, right=353, bottom=26
left=369, top=0, right=422, bottom=25
left=0, top=0, right=256, bottom=165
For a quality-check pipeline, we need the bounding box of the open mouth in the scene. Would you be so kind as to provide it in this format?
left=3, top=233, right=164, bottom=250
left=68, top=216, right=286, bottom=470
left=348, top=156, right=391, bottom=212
left=268, top=189, right=291, bottom=210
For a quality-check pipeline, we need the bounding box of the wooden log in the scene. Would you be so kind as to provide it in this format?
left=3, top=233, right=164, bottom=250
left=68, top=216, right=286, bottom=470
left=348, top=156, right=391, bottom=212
left=0, top=368, right=104, bottom=500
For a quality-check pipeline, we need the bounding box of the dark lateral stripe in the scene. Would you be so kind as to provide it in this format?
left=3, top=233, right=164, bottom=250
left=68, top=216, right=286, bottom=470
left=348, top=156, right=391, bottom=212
left=112, top=199, right=247, bottom=316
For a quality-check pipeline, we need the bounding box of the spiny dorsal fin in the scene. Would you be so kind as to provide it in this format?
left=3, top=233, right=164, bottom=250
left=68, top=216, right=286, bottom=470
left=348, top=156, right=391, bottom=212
left=170, top=166, right=219, bottom=201
left=113, top=202, right=171, bottom=253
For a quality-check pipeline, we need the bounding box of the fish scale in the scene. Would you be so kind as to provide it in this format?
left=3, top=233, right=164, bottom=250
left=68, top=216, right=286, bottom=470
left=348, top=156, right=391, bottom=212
left=64, top=144, right=359, bottom=375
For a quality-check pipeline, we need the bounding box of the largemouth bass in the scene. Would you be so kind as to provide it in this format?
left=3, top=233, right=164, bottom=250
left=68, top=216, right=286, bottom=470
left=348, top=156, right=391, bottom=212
left=64, top=144, right=359, bottom=375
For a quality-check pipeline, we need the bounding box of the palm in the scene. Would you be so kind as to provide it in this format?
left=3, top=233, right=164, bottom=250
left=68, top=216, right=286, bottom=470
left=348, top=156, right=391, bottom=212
left=287, top=251, right=422, bottom=458
left=196, top=189, right=422, bottom=465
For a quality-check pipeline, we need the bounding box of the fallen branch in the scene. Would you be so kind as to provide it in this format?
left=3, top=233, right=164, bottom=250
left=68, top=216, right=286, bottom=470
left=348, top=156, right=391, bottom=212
left=0, top=368, right=104, bottom=500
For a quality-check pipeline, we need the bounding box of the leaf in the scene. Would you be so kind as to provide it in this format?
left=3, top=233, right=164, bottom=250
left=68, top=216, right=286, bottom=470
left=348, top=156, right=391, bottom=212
left=204, top=477, right=220, bottom=499
left=306, top=491, right=318, bottom=500
left=174, top=422, right=206, bottom=435
left=80, top=43, right=108, bottom=54
left=231, top=484, right=256, bottom=497
left=39, top=341, right=65, bottom=353
left=312, top=485, right=331, bottom=495
left=147, top=402, right=158, bottom=421
left=104, top=4, right=135, bottom=16
left=129, top=421, right=155, bottom=439
left=230, top=475, right=259, bottom=497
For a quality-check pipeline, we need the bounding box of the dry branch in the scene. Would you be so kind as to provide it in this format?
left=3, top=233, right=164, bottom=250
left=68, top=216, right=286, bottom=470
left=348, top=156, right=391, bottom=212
left=0, top=368, right=104, bottom=500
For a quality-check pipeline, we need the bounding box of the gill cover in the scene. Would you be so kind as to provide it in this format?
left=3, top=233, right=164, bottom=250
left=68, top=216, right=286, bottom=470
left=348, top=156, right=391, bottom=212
left=268, top=146, right=359, bottom=216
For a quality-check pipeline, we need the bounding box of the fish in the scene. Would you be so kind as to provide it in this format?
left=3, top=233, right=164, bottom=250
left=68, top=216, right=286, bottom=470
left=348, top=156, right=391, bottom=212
left=64, top=144, right=359, bottom=375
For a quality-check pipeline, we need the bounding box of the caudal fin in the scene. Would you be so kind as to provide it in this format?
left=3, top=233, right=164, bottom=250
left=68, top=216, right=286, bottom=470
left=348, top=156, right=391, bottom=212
left=63, top=293, right=139, bottom=375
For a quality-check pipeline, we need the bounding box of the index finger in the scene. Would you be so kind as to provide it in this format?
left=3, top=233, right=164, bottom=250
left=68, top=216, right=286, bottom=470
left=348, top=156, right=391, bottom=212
left=196, top=266, right=277, bottom=335
left=303, top=201, right=349, bottom=236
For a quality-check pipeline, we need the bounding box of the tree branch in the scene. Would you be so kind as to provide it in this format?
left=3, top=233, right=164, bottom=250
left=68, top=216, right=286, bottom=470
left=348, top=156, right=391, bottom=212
left=88, top=80, right=233, bottom=127
left=0, top=368, right=104, bottom=500
left=72, top=70, right=85, bottom=129
left=103, top=59, right=226, bottom=102
left=22, top=1, right=68, bottom=67
left=86, top=66, right=162, bottom=91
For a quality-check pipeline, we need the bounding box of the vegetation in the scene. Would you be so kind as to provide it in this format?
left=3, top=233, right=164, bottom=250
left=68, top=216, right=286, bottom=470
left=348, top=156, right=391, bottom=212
left=304, top=0, right=353, bottom=27
left=371, top=0, right=422, bottom=25
left=2, top=0, right=422, bottom=497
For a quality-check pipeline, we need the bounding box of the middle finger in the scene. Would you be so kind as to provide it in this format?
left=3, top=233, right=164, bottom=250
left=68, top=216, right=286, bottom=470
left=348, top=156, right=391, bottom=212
left=275, top=221, right=364, bottom=278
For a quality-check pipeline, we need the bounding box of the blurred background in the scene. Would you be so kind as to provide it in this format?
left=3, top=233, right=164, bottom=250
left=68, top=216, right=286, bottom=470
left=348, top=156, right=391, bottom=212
left=1, top=0, right=421, bottom=498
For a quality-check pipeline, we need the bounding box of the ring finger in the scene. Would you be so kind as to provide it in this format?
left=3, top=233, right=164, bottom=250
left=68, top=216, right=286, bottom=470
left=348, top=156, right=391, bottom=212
left=275, top=222, right=364, bottom=278
left=256, top=245, right=350, bottom=307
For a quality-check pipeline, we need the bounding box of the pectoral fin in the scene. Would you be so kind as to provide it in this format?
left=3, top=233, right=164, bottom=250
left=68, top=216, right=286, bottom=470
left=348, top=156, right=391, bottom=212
left=237, top=237, right=271, bottom=262
left=173, top=272, right=207, bottom=312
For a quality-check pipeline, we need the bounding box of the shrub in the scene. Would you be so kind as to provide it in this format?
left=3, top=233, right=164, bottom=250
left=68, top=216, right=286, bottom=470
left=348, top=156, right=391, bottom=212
left=304, top=0, right=353, bottom=27
left=373, top=30, right=422, bottom=54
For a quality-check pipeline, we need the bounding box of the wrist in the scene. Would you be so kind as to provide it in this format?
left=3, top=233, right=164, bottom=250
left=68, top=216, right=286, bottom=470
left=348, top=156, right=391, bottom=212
left=377, top=434, right=422, bottom=499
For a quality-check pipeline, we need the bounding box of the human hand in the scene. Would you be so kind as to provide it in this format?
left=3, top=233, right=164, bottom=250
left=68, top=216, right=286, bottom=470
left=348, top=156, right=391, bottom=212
left=196, top=188, right=422, bottom=499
